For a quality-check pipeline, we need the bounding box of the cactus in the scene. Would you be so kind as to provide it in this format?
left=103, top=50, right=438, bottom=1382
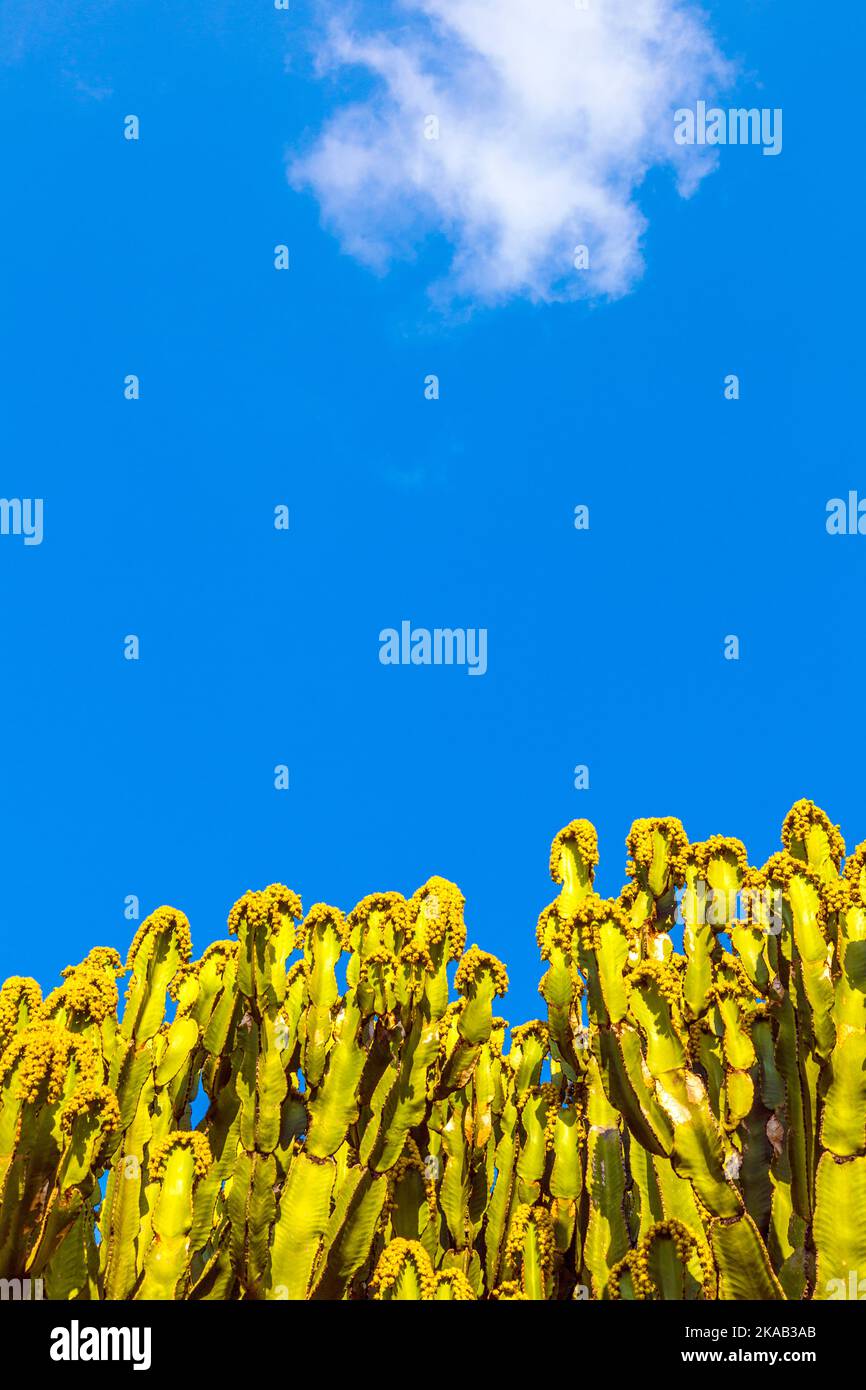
left=1, top=798, right=864, bottom=1299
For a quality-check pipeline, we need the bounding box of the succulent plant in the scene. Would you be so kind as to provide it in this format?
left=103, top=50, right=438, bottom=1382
left=1, top=798, right=862, bottom=1300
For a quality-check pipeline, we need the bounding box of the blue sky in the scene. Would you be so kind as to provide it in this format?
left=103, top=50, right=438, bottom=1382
left=1, top=0, right=864, bottom=1026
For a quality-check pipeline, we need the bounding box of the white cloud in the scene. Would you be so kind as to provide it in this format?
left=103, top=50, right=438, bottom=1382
left=291, top=0, right=733, bottom=306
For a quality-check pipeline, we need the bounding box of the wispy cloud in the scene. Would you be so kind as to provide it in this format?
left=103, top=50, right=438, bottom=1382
left=291, top=0, right=733, bottom=307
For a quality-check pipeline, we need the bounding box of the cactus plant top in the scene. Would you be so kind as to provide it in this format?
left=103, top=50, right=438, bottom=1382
left=1, top=799, right=864, bottom=1301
